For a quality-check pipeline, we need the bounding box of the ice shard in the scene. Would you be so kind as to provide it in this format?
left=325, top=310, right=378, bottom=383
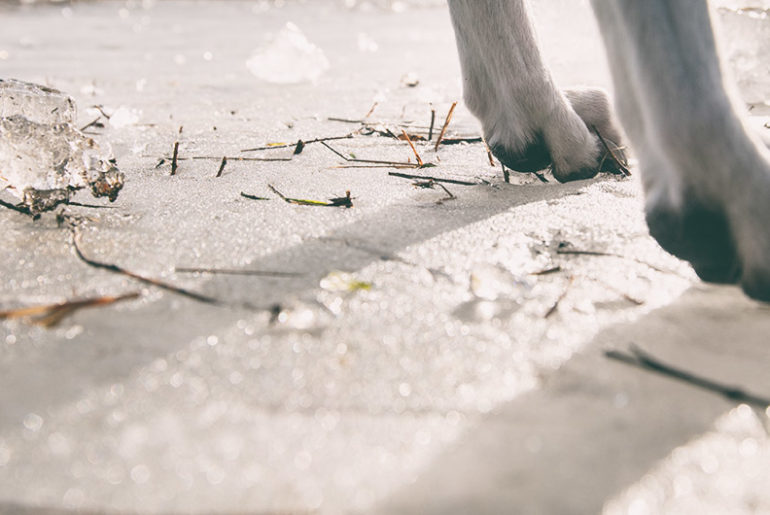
left=0, top=79, right=124, bottom=215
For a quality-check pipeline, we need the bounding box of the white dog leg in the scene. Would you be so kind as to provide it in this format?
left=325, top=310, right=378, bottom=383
left=448, top=0, right=624, bottom=182
left=592, top=0, right=770, bottom=300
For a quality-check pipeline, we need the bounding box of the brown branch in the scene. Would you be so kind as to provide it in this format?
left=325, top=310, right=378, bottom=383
left=606, top=344, right=770, bottom=408
left=434, top=101, right=458, bottom=151
left=71, top=230, right=222, bottom=305
left=0, top=292, right=140, bottom=327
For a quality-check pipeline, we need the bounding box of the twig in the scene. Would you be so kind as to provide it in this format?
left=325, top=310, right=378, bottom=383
left=364, top=102, right=379, bottom=119
left=401, top=129, right=424, bottom=167
left=483, top=138, right=496, bottom=167
left=170, top=141, right=180, bottom=175
left=71, top=230, right=222, bottom=305
left=240, top=134, right=353, bottom=153
left=606, top=344, right=770, bottom=408
left=555, top=248, right=676, bottom=275
left=0, top=198, right=33, bottom=216
left=388, top=171, right=477, bottom=186
left=79, top=116, right=104, bottom=132
left=434, top=101, right=458, bottom=151
left=67, top=201, right=117, bottom=209
left=592, top=125, right=631, bottom=176
left=268, top=184, right=353, bottom=208
left=544, top=276, right=574, bottom=318
left=175, top=267, right=304, bottom=277
left=240, top=192, right=269, bottom=201
left=215, top=157, right=227, bottom=177
left=428, top=108, right=436, bottom=141
left=0, top=292, right=140, bottom=328
left=529, top=266, right=562, bottom=276
left=320, top=141, right=421, bottom=168
left=502, top=164, right=510, bottom=184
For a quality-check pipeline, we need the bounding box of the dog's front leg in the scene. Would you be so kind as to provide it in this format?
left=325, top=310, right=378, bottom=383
left=448, top=0, right=622, bottom=181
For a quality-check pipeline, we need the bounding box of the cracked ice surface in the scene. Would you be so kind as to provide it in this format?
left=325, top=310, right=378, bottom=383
left=0, top=79, right=124, bottom=214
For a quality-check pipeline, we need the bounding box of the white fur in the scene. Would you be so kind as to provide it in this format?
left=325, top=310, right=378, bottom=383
left=449, top=0, right=770, bottom=299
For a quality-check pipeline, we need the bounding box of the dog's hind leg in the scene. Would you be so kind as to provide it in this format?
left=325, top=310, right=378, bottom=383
left=448, top=0, right=624, bottom=182
left=592, top=0, right=770, bottom=300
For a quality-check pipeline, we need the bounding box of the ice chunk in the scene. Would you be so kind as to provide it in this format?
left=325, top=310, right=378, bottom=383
left=470, top=264, right=531, bottom=301
left=715, top=4, right=770, bottom=104
left=0, top=80, right=124, bottom=214
left=0, top=78, right=76, bottom=125
left=246, top=23, right=330, bottom=84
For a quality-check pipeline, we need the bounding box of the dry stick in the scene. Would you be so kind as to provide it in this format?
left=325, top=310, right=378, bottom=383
left=434, top=101, right=458, bottom=151
left=79, top=116, right=103, bottom=132
left=215, top=157, right=228, bottom=177
left=320, top=141, right=420, bottom=168
left=0, top=198, right=33, bottom=216
left=435, top=182, right=456, bottom=202
left=529, top=266, right=562, bottom=276
left=483, top=138, right=496, bottom=167
left=428, top=108, right=436, bottom=141
left=0, top=292, right=140, bottom=328
left=175, top=267, right=304, bottom=278
left=240, top=192, right=269, bottom=201
left=170, top=141, right=180, bottom=175
left=191, top=156, right=292, bottom=162
left=388, top=171, right=477, bottom=186
left=364, top=102, right=379, bottom=119
left=555, top=248, right=676, bottom=275
left=544, top=276, right=575, bottom=318
left=592, top=125, right=631, bottom=176
left=71, top=230, right=223, bottom=305
left=240, top=134, right=354, bottom=153
left=606, top=344, right=770, bottom=408
left=267, top=184, right=352, bottom=207
left=401, top=129, right=424, bottom=167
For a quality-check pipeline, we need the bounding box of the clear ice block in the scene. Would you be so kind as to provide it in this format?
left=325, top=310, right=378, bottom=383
left=0, top=79, right=124, bottom=215
left=246, top=23, right=330, bottom=84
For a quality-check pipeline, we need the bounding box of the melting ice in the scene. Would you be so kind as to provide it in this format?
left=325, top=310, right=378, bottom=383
left=246, top=23, right=330, bottom=84
left=0, top=79, right=124, bottom=214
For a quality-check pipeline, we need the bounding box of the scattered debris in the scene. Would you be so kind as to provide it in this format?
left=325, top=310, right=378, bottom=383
left=401, top=129, right=424, bottom=166
left=240, top=192, right=270, bottom=201
left=241, top=134, right=353, bottom=153
left=544, top=276, right=575, bottom=318
left=411, top=178, right=456, bottom=204
left=215, top=156, right=227, bottom=177
left=400, top=72, right=420, bottom=88
left=592, top=125, right=631, bottom=176
left=321, top=141, right=426, bottom=169
left=434, top=101, right=458, bottom=151
left=268, top=184, right=353, bottom=208
left=0, top=292, right=140, bottom=328
left=388, top=171, right=477, bottom=186
left=529, top=266, right=562, bottom=276
left=555, top=245, right=678, bottom=275
left=170, top=126, right=182, bottom=175
left=71, top=229, right=222, bottom=305
left=175, top=267, right=303, bottom=277
left=606, top=344, right=770, bottom=408
left=320, top=270, right=372, bottom=292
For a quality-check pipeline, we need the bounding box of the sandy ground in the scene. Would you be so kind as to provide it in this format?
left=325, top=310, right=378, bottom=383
left=1, top=1, right=769, bottom=513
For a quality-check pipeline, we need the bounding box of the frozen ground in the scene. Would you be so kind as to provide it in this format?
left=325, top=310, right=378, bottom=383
left=1, top=1, right=770, bottom=513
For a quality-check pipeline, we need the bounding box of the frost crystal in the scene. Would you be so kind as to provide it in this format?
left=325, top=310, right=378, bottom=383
left=0, top=79, right=124, bottom=214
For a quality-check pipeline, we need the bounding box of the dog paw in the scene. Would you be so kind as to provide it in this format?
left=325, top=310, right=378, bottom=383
left=487, top=87, right=625, bottom=182
left=645, top=178, right=770, bottom=302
